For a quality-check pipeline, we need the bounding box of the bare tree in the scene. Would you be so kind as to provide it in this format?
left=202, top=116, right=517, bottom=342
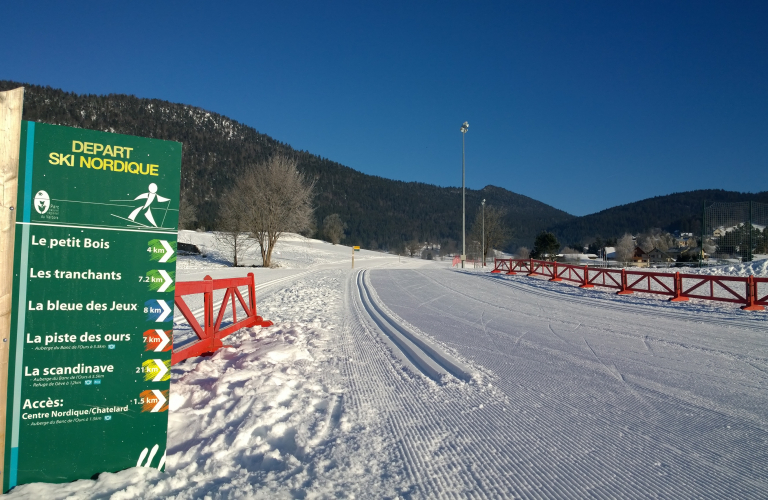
left=223, top=156, right=314, bottom=268
left=615, top=234, right=636, bottom=264
left=250, top=156, right=314, bottom=267
left=406, top=239, right=421, bottom=257
left=638, top=236, right=655, bottom=253
left=322, top=214, right=346, bottom=244
left=469, top=206, right=512, bottom=262
left=638, top=228, right=673, bottom=253
left=440, top=239, right=458, bottom=257
left=215, top=190, right=256, bottom=267
left=515, top=246, right=530, bottom=259
left=467, top=240, right=482, bottom=260
left=178, top=194, right=197, bottom=230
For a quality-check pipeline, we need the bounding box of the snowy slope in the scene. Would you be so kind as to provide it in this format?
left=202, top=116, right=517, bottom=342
left=7, top=234, right=767, bottom=499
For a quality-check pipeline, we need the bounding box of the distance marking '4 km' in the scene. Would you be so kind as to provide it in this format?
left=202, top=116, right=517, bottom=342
left=147, top=239, right=176, bottom=263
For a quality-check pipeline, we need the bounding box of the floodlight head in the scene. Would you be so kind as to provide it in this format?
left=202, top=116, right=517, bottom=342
left=482, top=199, right=486, bottom=205
left=460, top=121, right=469, bottom=133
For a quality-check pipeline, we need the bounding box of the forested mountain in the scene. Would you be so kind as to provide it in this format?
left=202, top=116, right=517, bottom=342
left=5, top=81, right=764, bottom=252
left=548, top=189, right=768, bottom=247
left=0, top=81, right=572, bottom=250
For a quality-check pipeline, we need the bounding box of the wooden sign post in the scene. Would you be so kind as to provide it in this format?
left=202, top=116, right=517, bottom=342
left=0, top=87, right=24, bottom=485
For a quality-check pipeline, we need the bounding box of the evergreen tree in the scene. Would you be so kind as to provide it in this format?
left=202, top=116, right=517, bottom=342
left=531, top=232, right=560, bottom=261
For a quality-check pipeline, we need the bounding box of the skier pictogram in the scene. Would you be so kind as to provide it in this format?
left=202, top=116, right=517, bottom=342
left=128, top=183, right=170, bottom=227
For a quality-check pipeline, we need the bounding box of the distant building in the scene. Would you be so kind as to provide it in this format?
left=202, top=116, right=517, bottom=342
left=632, top=246, right=648, bottom=264
left=675, top=232, right=696, bottom=248
left=647, top=247, right=674, bottom=263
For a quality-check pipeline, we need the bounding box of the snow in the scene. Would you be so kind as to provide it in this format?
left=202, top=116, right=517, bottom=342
left=608, top=258, right=768, bottom=278
left=694, top=258, right=768, bottom=278
left=8, top=233, right=768, bottom=499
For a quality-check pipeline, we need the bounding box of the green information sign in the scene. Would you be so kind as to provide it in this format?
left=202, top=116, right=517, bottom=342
left=3, top=122, right=182, bottom=491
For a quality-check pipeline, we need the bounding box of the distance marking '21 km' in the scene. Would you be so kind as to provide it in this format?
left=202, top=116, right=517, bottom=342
left=147, top=239, right=176, bottom=263
left=140, top=359, right=171, bottom=382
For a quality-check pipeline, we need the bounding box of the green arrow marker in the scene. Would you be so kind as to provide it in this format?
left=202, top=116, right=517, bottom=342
left=147, top=239, right=177, bottom=263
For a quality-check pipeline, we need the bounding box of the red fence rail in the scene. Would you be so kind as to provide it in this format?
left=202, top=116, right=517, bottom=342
left=492, top=258, right=766, bottom=312
left=452, top=256, right=482, bottom=267
left=172, top=272, right=273, bottom=365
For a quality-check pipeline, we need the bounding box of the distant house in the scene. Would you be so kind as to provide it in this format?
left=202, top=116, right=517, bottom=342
left=632, top=246, right=648, bottom=264
left=674, top=233, right=696, bottom=248
left=648, top=247, right=674, bottom=263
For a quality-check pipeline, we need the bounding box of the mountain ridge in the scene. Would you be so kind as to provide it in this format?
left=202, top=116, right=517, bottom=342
left=549, top=189, right=768, bottom=246
left=3, top=81, right=765, bottom=251
left=0, top=80, right=572, bottom=250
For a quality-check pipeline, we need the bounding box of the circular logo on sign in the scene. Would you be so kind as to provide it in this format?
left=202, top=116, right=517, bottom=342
left=34, top=190, right=50, bottom=215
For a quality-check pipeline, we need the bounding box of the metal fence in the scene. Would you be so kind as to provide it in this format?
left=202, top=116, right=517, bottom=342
left=703, top=201, right=768, bottom=262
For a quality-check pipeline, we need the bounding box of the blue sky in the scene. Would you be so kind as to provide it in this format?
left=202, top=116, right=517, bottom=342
left=4, top=1, right=767, bottom=216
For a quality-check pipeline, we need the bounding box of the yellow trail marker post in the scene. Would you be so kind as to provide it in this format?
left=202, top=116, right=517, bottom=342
left=352, top=246, right=360, bottom=268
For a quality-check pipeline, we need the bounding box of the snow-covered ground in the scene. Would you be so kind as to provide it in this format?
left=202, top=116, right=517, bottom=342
left=612, top=258, right=768, bottom=278
left=8, top=233, right=768, bottom=499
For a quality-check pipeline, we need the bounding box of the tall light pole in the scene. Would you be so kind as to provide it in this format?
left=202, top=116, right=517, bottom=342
left=460, top=121, right=469, bottom=268
left=482, top=198, right=486, bottom=267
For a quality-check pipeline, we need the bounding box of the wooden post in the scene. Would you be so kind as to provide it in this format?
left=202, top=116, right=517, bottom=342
left=0, top=87, right=23, bottom=482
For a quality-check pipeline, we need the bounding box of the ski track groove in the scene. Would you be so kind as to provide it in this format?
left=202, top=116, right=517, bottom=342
left=344, top=271, right=552, bottom=497
left=344, top=274, right=439, bottom=496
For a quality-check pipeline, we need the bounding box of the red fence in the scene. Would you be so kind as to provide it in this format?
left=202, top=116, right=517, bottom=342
left=492, top=258, right=767, bottom=312
left=172, top=273, right=273, bottom=365
left=452, top=256, right=482, bottom=268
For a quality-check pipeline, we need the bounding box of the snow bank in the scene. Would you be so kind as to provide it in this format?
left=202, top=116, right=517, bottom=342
left=632, top=258, right=768, bottom=278
left=177, top=230, right=394, bottom=269
left=8, top=269, right=405, bottom=499
left=695, top=258, right=768, bottom=278
left=8, top=324, right=346, bottom=499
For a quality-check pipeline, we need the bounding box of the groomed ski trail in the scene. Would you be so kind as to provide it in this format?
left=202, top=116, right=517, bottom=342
left=366, top=269, right=768, bottom=498
left=354, top=269, right=473, bottom=383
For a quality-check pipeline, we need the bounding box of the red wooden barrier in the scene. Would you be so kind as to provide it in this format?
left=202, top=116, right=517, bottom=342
left=172, top=272, right=273, bottom=365
left=678, top=274, right=750, bottom=307
left=755, top=277, right=768, bottom=309
left=491, top=258, right=511, bottom=274
left=490, top=259, right=765, bottom=312
left=553, top=263, right=587, bottom=287
left=453, top=256, right=481, bottom=268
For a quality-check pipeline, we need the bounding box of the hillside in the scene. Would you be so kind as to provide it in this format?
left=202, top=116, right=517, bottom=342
left=548, top=189, right=768, bottom=246
left=0, top=81, right=573, bottom=250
